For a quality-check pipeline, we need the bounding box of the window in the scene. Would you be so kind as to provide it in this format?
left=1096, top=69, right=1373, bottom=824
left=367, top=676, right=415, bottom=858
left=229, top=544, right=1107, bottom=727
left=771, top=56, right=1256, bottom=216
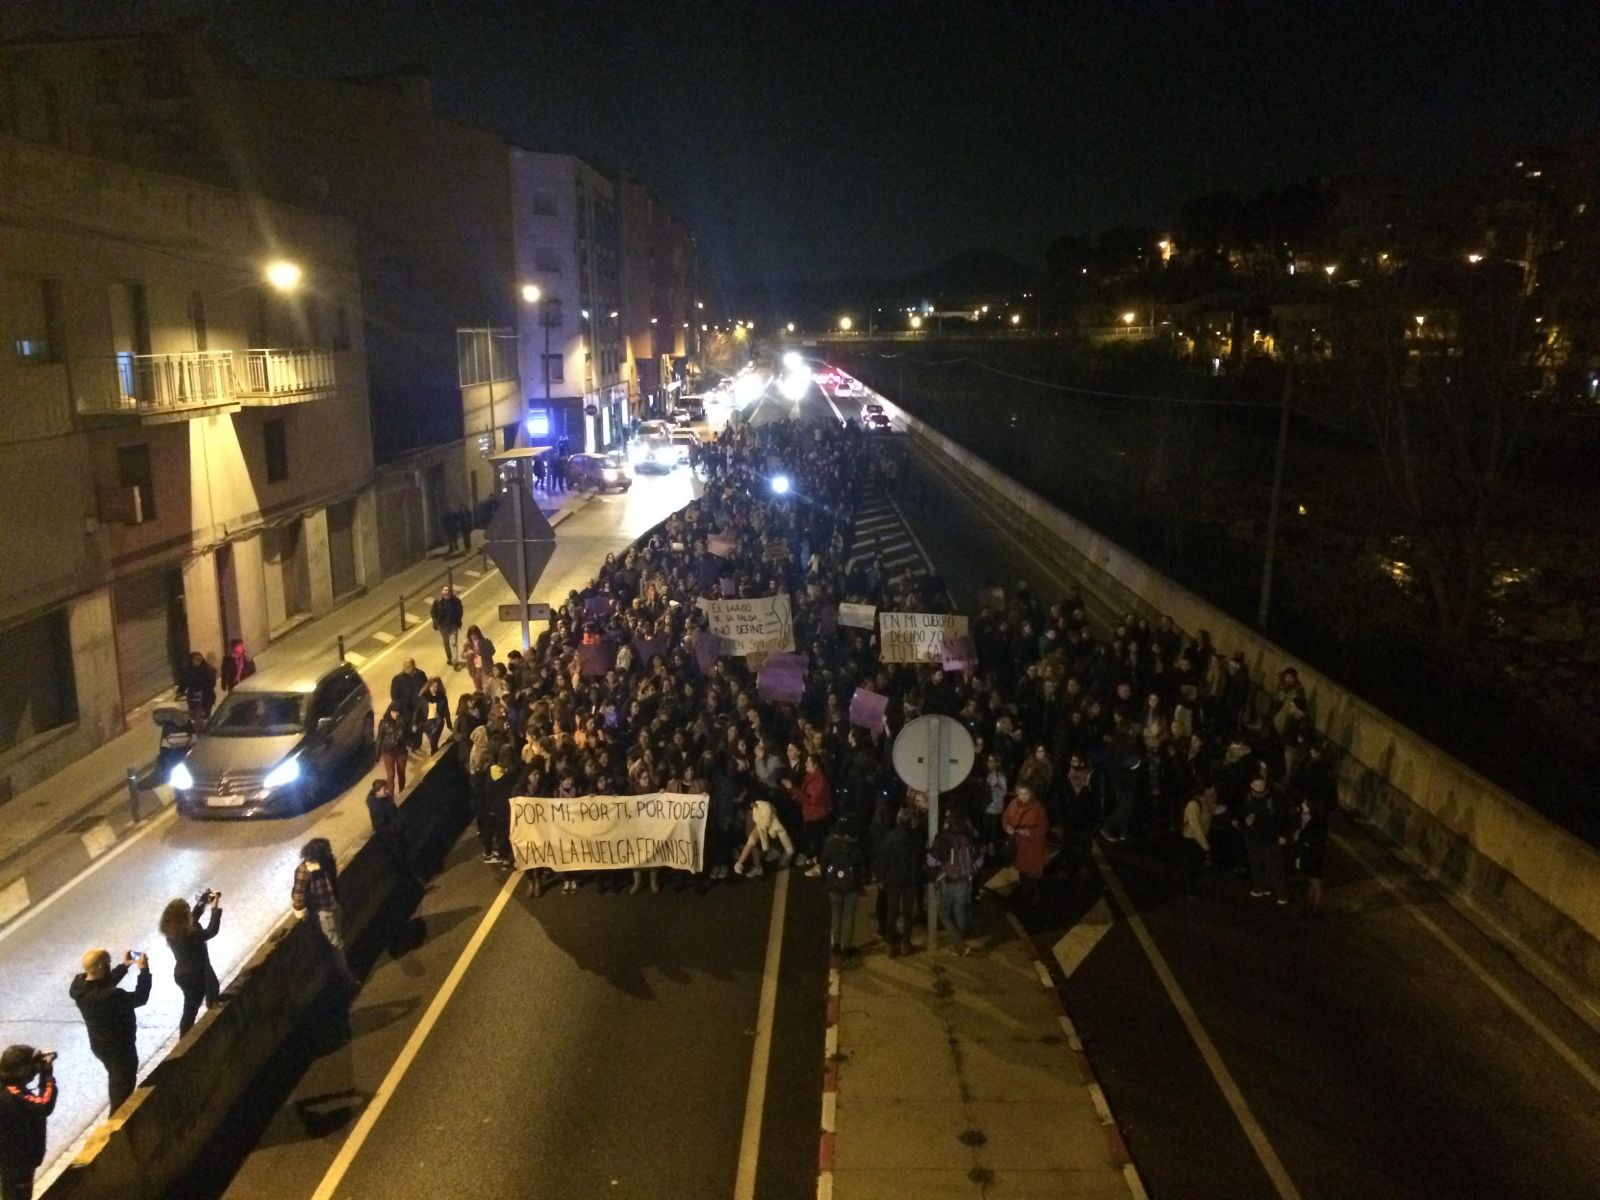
left=8, top=275, right=62, bottom=363
left=456, top=328, right=517, bottom=387
left=0, top=608, right=78, bottom=752
left=118, top=443, right=155, bottom=520
left=531, top=189, right=557, bottom=216
left=542, top=354, right=565, bottom=383
left=264, top=418, right=289, bottom=483
left=188, top=291, right=208, bottom=351
left=534, top=246, right=562, bottom=274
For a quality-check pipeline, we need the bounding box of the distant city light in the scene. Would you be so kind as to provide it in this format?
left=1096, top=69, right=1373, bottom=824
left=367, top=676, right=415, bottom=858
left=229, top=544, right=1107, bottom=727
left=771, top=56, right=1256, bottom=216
left=1121, top=311, right=1136, bottom=325
left=1467, top=252, right=1484, bottom=264
left=1010, top=313, right=1021, bottom=326
left=520, top=283, right=541, bottom=303
left=770, top=474, right=791, bottom=495
left=910, top=315, right=923, bottom=329
left=782, top=351, right=803, bottom=369
left=265, top=260, right=303, bottom=292
left=786, top=322, right=795, bottom=332
left=838, top=316, right=853, bottom=331
left=1323, top=264, right=1337, bottom=278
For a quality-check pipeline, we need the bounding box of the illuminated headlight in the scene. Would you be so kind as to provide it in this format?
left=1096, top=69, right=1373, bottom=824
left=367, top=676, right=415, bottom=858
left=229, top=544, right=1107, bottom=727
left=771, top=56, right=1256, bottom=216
left=169, top=762, right=194, bottom=790
left=602, top=469, right=621, bottom=480
left=263, top=757, right=301, bottom=790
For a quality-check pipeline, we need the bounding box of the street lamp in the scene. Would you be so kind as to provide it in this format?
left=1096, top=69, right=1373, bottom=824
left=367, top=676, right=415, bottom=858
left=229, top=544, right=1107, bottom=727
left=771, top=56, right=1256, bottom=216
left=1121, top=311, right=1136, bottom=326
left=770, top=473, right=791, bottom=495
left=1010, top=313, right=1021, bottom=326
left=264, top=260, right=303, bottom=292
left=786, top=322, right=795, bottom=333
left=838, top=316, right=853, bottom=332
left=1323, top=264, right=1337, bottom=279
left=910, top=315, right=923, bottom=330
left=521, top=283, right=541, bottom=304
left=1466, top=253, right=1484, bottom=264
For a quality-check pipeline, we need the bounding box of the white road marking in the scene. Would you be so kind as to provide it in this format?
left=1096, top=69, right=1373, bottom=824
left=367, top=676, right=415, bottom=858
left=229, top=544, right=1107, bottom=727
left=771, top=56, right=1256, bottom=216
left=80, top=822, right=117, bottom=860
left=734, top=868, right=792, bottom=1200
left=1094, top=843, right=1302, bottom=1200
left=311, top=867, right=522, bottom=1200
left=343, top=650, right=368, bottom=666
left=882, top=493, right=937, bottom=575
left=0, top=878, right=28, bottom=925
left=1332, top=832, right=1600, bottom=1095
left=1052, top=896, right=1114, bottom=978
left=371, top=630, right=396, bottom=643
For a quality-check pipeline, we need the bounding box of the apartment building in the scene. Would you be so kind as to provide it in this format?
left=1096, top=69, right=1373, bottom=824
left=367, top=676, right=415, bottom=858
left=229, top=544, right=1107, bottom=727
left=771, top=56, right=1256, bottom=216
left=0, top=35, right=517, bottom=518
left=617, top=175, right=702, bottom=418
left=0, top=135, right=376, bottom=799
left=509, top=149, right=627, bottom=452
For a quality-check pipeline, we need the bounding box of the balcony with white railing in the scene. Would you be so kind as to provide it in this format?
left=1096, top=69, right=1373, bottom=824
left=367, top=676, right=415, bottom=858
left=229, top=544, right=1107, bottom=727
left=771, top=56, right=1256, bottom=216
left=73, top=348, right=339, bottom=420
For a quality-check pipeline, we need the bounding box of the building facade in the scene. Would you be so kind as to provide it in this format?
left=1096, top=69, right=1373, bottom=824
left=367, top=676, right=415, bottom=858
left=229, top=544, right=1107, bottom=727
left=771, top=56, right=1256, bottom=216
left=0, top=135, right=376, bottom=798
left=509, top=149, right=627, bottom=453
left=617, top=175, right=702, bottom=418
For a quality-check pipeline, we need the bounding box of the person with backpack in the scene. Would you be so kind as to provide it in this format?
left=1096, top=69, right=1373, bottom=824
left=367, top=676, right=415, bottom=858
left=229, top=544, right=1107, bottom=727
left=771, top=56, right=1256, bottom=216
left=874, top=807, right=923, bottom=957
left=928, top=807, right=983, bottom=955
left=819, top=816, right=867, bottom=957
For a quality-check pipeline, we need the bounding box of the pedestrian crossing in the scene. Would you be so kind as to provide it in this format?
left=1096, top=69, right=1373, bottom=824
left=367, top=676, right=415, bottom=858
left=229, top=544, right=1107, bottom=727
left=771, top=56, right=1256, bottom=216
left=848, top=493, right=932, bottom=581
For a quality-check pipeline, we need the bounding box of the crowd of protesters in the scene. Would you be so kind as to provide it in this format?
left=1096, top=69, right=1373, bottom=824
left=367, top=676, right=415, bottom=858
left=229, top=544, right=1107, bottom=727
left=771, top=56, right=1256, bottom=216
left=420, top=410, right=1335, bottom=951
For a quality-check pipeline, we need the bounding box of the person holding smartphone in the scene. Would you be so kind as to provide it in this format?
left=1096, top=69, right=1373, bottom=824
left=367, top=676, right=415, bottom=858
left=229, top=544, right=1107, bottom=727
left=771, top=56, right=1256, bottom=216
left=0, top=1044, right=57, bottom=1200
left=68, top=948, right=151, bottom=1112
left=159, top=890, right=223, bottom=1035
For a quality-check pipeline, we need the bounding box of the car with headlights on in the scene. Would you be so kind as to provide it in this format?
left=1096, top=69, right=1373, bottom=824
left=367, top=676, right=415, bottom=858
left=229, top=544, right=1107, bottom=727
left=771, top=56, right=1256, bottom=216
left=169, top=664, right=373, bottom=819
left=569, top=450, right=633, bottom=492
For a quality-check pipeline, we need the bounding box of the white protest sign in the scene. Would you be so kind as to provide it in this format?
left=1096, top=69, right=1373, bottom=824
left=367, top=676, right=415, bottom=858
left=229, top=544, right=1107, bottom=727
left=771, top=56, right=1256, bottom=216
left=838, top=601, right=877, bottom=630
left=510, top=792, right=709, bottom=873
left=879, top=612, right=970, bottom=663
left=697, top=594, right=795, bottom=655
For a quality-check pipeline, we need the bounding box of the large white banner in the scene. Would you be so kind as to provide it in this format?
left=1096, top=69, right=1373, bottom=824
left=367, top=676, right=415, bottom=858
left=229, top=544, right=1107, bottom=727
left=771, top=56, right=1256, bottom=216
left=879, top=612, right=970, bottom=663
left=697, top=594, right=795, bottom=655
left=510, top=793, right=709, bottom=873
left=838, top=601, right=877, bottom=630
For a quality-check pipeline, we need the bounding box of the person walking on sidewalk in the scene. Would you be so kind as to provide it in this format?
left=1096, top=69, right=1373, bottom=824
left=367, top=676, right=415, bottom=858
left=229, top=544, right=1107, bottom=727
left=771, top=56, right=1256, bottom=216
left=175, top=651, right=216, bottom=723
left=219, top=638, right=255, bottom=692
left=874, top=807, right=922, bottom=957
left=291, top=838, right=356, bottom=989
left=390, top=657, right=427, bottom=750
left=463, top=625, right=496, bottom=695
left=1003, top=784, right=1050, bottom=906
left=416, top=676, right=452, bottom=754
left=0, top=1044, right=57, bottom=1200
left=376, top=704, right=409, bottom=794
left=68, top=949, right=150, bottom=1112
left=928, top=808, right=982, bottom=955
left=820, top=817, right=867, bottom=957
left=432, top=584, right=464, bottom=668
left=457, top=505, right=475, bottom=553
left=159, top=890, right=222, bottom=1036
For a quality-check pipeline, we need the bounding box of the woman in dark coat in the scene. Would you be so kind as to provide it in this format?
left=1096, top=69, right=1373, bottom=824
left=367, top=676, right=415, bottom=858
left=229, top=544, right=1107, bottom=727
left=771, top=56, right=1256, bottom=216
left=159, top=891, right=222, bottom=1035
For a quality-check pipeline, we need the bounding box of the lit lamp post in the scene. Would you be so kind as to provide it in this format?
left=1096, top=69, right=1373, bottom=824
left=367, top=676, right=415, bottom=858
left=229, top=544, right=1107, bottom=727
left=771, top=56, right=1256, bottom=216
left=839, top=316, right=854, bottom=333
left=1121, top=310, right=1136, bottom=334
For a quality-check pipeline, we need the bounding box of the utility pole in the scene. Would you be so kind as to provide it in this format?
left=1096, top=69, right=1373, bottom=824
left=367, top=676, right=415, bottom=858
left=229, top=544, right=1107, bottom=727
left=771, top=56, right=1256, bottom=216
left=1257, top=354, right=1293, bottom=630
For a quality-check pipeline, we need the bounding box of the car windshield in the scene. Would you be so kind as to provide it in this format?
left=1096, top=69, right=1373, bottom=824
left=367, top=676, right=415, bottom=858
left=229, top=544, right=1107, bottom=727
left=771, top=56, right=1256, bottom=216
left=208, top=691, right=306, bottom=735
left=603, top=453, right=627, bottom=468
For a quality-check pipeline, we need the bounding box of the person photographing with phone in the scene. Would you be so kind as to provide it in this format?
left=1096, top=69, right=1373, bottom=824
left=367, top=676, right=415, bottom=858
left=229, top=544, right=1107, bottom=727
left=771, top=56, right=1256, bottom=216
left=0, top=1045, right=56, bottom=1200
left=160, top=889, right=223, bottom=1036
left=68, top=947, right=151, bottom=1112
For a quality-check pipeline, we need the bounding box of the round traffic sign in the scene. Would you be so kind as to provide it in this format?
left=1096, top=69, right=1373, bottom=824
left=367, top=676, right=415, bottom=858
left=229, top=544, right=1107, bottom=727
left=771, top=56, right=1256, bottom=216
left=891, top=714, right=975, bottom=795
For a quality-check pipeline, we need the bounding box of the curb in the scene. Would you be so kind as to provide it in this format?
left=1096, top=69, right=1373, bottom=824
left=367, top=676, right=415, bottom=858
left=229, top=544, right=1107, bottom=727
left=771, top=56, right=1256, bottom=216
left=1004, top=911, right=1150, bottom=1200
left=816, top=954, right=842, bottom=1200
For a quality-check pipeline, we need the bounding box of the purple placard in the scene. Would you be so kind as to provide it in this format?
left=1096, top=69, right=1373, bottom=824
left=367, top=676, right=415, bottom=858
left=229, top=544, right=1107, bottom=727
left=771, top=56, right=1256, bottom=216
left=848, top=688, right=889, bottom=729
left=758, top=666, right=805, bottom=704
left=763, top=651, right=808, bottom=674
left=584, top=594, right=611, bottom=618
left=720, top=576, right=738, bottom=598
left=577, top=641, right=614, bottom=676
left=941, top=634, right=978, bottom=673
left=693, top=629, right=721, bottom=674
left=633, top=634, right=666, bottom=665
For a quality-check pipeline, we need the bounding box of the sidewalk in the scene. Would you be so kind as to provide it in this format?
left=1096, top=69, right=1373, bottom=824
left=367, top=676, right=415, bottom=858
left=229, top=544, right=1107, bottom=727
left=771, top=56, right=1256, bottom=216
left=823, top=889, right=1143, bottom=1200
left=0, top=486, right=594, bottom=928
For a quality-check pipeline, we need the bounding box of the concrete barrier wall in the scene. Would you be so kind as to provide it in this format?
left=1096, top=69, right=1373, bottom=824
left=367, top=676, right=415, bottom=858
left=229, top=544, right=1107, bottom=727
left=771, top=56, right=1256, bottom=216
left=876, top=394, right=1600, bottom=1010
left=44, top=754, right=469, bottom=1200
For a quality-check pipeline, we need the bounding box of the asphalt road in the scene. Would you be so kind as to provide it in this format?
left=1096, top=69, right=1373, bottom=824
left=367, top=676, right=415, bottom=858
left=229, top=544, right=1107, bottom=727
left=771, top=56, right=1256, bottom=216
left=8, top=463, right=701, bottom=1185
left=183, top=377, right=834, bottom=1200
left=819, top=369, right=1600, bottom=1200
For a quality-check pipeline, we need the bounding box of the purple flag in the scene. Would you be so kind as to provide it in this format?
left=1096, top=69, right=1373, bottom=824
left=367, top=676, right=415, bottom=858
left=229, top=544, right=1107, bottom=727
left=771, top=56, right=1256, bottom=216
left=584, top=594, right=611, bottom=618
left=848, top=688, right=889, bottom=730
left=577, top=641, right=614, bottom=677
left=720, top=576, right=738, bottom=598
left=758, top=666, right=806, bottom=704
left=693, top=630, right=721, bottom=674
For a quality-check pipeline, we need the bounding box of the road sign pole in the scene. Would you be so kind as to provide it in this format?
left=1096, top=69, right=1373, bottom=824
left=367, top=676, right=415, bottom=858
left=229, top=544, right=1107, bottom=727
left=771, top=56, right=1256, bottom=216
left=512, top=465, right=531, bottom=651
left=926, top=716, right=942, bottom=954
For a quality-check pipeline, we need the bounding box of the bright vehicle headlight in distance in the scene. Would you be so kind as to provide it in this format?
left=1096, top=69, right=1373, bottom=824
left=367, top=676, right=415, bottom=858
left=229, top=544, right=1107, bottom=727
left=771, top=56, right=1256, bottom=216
left=734, top=373, right=764, bottom=404
left=169, top=762, right=194, bottom=790
left=782, top=350, right=803, bottom=370
left=779, top=369, right=810, bottom=400
left=263, top=757, right=301, bottom=790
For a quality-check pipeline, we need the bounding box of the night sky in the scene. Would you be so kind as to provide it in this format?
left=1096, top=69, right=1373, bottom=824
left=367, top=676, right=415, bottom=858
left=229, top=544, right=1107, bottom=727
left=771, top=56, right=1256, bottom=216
left=7, top=0, right=1600, bottom=302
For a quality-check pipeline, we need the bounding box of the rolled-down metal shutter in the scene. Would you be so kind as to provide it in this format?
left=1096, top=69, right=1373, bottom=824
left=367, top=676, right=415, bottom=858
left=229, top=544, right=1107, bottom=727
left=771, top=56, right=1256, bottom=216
left=327, top=499, right=358, bottom=598
left=377, top=485, right=410, bottom=579
left=114, top=567, right=182, bottom=708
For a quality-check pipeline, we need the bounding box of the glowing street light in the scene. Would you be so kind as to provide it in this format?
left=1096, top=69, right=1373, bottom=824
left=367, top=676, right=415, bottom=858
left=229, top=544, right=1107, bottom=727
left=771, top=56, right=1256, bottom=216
left=1121, top=311, right=1136, bottom=325
left=1466, top=252, right=1484, bottom=264
left=786, top=322, right=795, bottom=333
left=1323, top=263, right=1337, bottom=279
left=770, top=474, right=791, bottom=495
left=520, top=283, right=541, bottom=304
left=838, top=316, right=853, bottom=332
left=910, top=315, right=923, bottom=329
left=265, top=260, right=303, bottom=292
left=1414, top=314, right=1426, bottom=327
left=1010, top=313, right=1021, bottom=326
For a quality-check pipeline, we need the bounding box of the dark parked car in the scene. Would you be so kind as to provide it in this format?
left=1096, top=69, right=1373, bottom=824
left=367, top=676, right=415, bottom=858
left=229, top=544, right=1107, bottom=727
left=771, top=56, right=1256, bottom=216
left=569, top=451, right=633, bottom=492
left=170, top=664, right=373, bottom=819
